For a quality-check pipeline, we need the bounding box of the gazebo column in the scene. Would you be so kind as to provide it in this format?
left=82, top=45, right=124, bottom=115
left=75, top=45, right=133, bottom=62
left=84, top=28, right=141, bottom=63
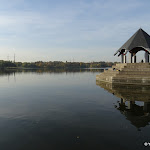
left=123, top=55, right=126, bottom=63
left=132, top=55, right=134, bottom=63
left=134, top=55, right=136, bottom=63
left=128, top=101, right=135, bottom=109
left=145, top=51, right=149, bottom=63
left=121, top=54, right=124, bottom=63
left=143, top=102, right=150, bottom=112
left=121, top=98, right=126, bottom=104
left=129, top=53, right=133, bottom=63
left=121, top=52, right=126, bottom=63
left=132, top=53, right=136, bottom=63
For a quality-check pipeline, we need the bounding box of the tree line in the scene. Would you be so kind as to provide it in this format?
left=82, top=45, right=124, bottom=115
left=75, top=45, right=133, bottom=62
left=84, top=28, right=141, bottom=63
left=0, top=60, right=117, bottom=69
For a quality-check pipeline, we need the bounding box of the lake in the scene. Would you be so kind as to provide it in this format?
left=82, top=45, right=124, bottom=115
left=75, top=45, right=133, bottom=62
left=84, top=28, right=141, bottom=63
left=0, top=69, right=149, bottom=150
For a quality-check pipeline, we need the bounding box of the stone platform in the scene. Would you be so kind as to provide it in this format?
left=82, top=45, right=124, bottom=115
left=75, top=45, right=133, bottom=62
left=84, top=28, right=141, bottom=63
left=96, top=63, right=150, bottom=85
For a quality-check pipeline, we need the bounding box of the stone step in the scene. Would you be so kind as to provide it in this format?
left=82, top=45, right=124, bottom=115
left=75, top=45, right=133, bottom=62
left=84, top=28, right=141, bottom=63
left=125, top=63, right=150, bottom=68
left=96, top=63, right=150, bottom=85
left=124, top=66, right=150, bottom=69
left=97, top=74, right=117, bottom=78
left=118, top=71, right=150, bottom=75
left=112, top=77, right=150, bottom=85
left=126, top=63, right=150, bottom=65
left=104, top=70, right=120, bottom=74
left=123, top=68, right=150, bottom=71
left=116, top=74, right=150, bottom=77
left=112, top=63, right=127, bottom=70
left=96, top=75, right=113, bottom=82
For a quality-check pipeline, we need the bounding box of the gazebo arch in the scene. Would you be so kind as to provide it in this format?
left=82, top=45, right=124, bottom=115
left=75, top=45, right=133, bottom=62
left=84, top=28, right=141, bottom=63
left=114, top=28, right=150, bottom=63
left=128, top=46, right=150, bottom=63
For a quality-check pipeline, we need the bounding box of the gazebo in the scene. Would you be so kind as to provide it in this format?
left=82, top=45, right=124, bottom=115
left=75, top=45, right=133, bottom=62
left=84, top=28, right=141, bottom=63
left=114, top=28, right=150, bottom=63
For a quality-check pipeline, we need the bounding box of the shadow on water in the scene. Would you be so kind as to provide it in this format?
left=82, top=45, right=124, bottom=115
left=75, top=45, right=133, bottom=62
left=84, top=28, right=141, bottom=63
left=96, top=81, right=150, bottom=130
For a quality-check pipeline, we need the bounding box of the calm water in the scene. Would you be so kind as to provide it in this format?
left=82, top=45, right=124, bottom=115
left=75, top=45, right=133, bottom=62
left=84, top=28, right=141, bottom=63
left=0, top=69, right=150, bottom=150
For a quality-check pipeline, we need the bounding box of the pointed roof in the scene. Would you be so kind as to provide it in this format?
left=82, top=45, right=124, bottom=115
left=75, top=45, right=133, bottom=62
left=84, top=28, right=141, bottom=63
left=114, top=28, right=150, bottom=55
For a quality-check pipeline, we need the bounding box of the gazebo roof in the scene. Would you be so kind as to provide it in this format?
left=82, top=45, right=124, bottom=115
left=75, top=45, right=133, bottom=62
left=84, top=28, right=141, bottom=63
left=114, top=28, right=150, bottom=56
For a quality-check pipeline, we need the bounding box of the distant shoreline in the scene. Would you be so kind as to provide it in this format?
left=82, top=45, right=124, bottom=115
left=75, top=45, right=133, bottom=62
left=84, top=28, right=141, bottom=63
left=0, top=60, right=117, bottom=69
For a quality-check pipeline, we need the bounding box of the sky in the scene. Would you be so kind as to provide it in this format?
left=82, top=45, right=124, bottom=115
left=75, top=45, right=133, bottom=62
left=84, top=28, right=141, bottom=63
left=0, top=0, right=150, bottom=62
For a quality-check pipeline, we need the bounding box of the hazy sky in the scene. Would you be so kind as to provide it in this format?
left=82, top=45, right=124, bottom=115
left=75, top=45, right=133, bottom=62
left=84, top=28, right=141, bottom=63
left=0, top=0, right=150, bottom=62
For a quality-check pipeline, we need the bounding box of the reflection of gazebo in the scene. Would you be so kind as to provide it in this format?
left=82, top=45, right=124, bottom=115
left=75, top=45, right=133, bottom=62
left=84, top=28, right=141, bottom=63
left=96, top=81, right=150, bottom=129
left=117, top=100, right=150, bottom=129
left=114, top=28, right=150, bottom=63
left=96, top=81, right=150, bottom=101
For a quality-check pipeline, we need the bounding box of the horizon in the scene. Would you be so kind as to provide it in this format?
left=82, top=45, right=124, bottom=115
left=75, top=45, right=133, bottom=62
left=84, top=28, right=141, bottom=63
left=0, top=0, right=150, bottom=62
left=0, top=59, right=118, bottom=63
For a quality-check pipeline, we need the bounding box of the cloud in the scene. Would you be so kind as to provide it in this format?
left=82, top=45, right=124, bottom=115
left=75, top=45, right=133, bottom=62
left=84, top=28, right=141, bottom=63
left=0, top=0, right=150, bottom=62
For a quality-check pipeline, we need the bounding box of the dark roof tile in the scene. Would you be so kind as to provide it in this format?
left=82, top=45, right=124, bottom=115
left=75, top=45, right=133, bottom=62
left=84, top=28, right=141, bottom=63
left=114, top=28, right=150, bottom=55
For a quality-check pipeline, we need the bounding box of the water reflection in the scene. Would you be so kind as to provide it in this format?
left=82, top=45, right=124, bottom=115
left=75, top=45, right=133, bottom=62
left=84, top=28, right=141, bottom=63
left=117, top=99, right=150, bottom=129
left=96, top=81, right=150, bottom=129
left=0, top=69, right=149, bottom=149
left=0, top=68, right=104, bottom=83
left=0, top=68, right=104, bottom=75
